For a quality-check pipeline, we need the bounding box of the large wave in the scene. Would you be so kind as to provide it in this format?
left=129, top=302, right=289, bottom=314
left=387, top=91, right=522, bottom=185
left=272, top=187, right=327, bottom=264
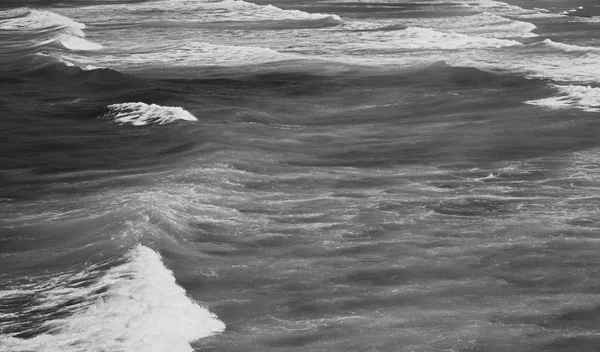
left=0, top=245, right=225, bottom=352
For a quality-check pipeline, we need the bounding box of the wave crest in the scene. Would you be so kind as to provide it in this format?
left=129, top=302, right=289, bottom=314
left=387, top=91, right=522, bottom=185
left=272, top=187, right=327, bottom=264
left=102, top=102, right=198, bottom=126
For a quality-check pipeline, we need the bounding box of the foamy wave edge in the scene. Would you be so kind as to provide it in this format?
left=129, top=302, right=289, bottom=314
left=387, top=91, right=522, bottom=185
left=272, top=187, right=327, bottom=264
left=102, top=102, right=198, bottom=126
left=1, top=245, right=225, bottom=352
left=526, top=84, right=600, bottom=112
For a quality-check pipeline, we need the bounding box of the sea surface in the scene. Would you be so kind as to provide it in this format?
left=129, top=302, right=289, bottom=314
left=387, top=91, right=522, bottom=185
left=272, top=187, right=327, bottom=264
left=1, top=0, right=600, bottom=351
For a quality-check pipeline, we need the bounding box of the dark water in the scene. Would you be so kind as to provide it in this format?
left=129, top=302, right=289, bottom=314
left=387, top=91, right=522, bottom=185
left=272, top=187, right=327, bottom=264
left=2, top=0, right=600, bottom=351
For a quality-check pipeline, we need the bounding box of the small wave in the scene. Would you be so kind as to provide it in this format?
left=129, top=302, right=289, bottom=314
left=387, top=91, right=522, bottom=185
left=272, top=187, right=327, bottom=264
left=0, top=9, right=102, bottom=52
left=536, top=39, right=600, bottom=53
left=526, top=84, right=600, bottom=112
left=0, top=245, right=225, bottom=352
left=102, top=102, right=198, bottom=126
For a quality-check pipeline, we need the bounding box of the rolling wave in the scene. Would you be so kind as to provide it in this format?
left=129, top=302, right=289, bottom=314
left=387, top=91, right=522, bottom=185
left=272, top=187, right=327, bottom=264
left=0, top=245, right=225, bottom=352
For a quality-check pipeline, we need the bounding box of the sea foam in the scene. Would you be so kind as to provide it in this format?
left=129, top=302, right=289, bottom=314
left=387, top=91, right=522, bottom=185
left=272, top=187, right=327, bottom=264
left=0, top=245, right=225, bottom=352
left=102, top=103, right=198, bottom=126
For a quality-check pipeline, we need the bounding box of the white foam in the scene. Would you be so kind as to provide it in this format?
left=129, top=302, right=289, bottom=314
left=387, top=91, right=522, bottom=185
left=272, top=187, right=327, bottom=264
left=526, top=84, right=600, bottom=112
left=102, top=103, right=198, bottom=126
left=1, top=245, right=225, bottom=352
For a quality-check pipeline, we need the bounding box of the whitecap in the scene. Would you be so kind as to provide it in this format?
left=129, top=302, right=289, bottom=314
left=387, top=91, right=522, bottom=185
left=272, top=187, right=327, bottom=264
left=0, top=245, right=225, bottom=352
left=102, top=103, right=198, bottom=126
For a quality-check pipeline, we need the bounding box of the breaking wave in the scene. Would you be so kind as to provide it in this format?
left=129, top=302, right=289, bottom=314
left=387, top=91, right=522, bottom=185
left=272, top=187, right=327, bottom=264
left=102, top=102, right=198, bottom=126
left=526, top=84, right=600, bottom=112
left=0, top=245, right=225, bottom=352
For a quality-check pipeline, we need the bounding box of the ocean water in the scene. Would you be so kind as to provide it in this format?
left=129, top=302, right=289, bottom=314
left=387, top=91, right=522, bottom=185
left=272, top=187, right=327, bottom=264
left=1, top=0, right=600, bottom=351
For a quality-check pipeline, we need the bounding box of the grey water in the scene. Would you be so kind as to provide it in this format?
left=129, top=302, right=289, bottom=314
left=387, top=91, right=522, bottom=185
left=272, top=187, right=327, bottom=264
left=2, top=0, right=600, bottom=351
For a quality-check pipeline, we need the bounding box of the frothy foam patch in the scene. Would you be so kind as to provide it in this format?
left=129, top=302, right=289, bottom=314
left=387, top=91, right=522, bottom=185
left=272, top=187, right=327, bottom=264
left=1, top=245, right=225, bottom=352
left=526, top=85, right=600, bottom=112
left=102, top=103, right=198, bottom=126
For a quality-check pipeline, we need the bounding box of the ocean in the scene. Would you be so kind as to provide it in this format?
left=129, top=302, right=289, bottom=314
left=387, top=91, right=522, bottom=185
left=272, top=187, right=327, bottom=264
left=1, top=0, right=600, bottom=351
